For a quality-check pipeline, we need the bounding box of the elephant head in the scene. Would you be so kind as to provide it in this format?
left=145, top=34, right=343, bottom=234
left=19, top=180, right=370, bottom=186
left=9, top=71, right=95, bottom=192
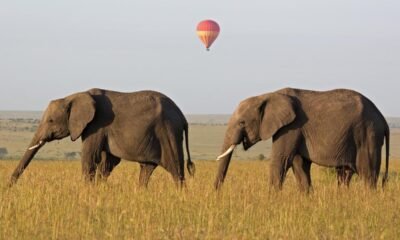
left=214, top=92, right=296, bottom=189
left=9, top=92, right=96, bottom=185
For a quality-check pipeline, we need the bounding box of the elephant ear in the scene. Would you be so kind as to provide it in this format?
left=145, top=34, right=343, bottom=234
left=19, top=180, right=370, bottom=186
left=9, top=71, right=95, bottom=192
left=67, top=93, right=96, bottom=141
left=259, top=93, right=296, bottom=140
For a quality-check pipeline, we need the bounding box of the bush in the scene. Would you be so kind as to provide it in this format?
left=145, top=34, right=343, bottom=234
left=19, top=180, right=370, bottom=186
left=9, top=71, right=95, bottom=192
left=0, top=148, right=8, bottom=158
left=258, top=154, right=265, bottom=161
left=64, top=152, right=79, bottom=160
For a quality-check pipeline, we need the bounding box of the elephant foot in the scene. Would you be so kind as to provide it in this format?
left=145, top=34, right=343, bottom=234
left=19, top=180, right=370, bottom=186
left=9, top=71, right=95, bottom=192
left=302, top=186, right=313, bottom=194
left=82, top=173, right=96, bottom=183
left=269, top=180, right=284, bottom=192
left=176, top=180, right=186, bottom=190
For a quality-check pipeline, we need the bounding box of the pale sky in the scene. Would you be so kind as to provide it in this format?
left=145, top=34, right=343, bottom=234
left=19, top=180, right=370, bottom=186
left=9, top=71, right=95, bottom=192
left=1, top=1, right=399, bottom=115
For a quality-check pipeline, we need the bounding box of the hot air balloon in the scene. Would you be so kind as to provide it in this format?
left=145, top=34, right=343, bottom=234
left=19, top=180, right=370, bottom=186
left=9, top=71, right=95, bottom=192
left=196, top=20, right=220, bottom=51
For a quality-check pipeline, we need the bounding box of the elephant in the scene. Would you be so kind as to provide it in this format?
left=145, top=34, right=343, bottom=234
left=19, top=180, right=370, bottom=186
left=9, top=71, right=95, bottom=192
left=214, top=88, right=389, bottom=192
left=9, top=88, right=195, bottom=187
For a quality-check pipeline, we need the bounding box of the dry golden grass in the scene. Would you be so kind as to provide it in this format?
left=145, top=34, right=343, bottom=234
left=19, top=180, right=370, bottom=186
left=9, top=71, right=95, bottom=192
left=1, top=160, right=399, bottom=239
left=1, top=119, right=400, bottom=239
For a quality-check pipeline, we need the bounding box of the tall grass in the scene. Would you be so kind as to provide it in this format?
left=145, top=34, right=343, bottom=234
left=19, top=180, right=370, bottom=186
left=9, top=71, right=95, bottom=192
left=1, top=160, right=399, bottom=239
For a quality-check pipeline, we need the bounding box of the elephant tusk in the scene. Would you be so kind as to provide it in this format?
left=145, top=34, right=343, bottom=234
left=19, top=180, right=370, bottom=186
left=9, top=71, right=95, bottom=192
left=28, top=140, right=44, bottom=150
left=216, top=145, right=236, bottom=161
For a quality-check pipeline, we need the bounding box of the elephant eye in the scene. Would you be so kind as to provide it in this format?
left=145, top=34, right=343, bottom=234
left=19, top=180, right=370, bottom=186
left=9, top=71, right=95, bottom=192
left=48, top=119, right=54, bottom=123
left=239, top=121, right=245, bottom=127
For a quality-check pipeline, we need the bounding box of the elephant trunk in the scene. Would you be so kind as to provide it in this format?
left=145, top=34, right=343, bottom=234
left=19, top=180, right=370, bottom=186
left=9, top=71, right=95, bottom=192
left=214, top=127, right=242, bottom=190
left=214, top=143, right=235, bottom=190
left=9, top=133, right=45, bottom=186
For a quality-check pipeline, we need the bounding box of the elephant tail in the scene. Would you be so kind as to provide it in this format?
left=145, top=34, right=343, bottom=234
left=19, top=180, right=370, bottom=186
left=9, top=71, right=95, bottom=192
left=382, top=124, right=390, bottom=188
left=184, top=123, right=195, bottom=177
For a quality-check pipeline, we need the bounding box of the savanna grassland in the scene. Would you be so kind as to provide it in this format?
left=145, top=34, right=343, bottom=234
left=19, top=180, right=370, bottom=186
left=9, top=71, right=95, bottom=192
left=1, top=114, right=400, bottom=239
left=1, top=161, right=400, bottom=239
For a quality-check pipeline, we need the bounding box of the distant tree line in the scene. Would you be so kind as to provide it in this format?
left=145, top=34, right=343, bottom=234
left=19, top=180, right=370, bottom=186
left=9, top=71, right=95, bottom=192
left=0, top=147, right=81, bottom=161
left=0, top=119, right=39, bottom=132
left=64, top=152, right=80, bottom=160
left=189, top=123, right=227, bottom=126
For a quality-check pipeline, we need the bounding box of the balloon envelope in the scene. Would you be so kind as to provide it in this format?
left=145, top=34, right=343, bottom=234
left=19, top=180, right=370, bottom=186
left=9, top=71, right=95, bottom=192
left=196, top=20, right=220, bottom=50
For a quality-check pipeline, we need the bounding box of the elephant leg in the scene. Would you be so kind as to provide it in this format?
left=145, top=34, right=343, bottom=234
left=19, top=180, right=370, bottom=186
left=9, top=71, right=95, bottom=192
left=292, top=155, right=312, bottom=192
left=139, top=163, right=157, bottom=188
left=337, top=166, right=354, bottom=187
left=344, top=168, right=354, bottom=186
left=159, top=127, right=185, bottom=188
left=81, top=159, right=97, bottom=182
left=336, top=167, right=346, bottom=186
left=370, top=145, right=382, bottom=189
left=269, top=130, right=301, bottom=191
left=162, top=154, right=185, bottom=189
left=269, top=157, right=291, bottom=191
left=81, top=147, right=97, bottom=182
left=81, top=134, right=105, bottom=182
left=97, top=151, right=121, bottom=181
left=357, top=140, right=381, bottom=189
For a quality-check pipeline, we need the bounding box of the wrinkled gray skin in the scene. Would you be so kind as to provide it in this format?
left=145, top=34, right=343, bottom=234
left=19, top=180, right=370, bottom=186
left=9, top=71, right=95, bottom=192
left=10, top=88, right=195, bottom=187
left=215, top=88, right=389, bottom=192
